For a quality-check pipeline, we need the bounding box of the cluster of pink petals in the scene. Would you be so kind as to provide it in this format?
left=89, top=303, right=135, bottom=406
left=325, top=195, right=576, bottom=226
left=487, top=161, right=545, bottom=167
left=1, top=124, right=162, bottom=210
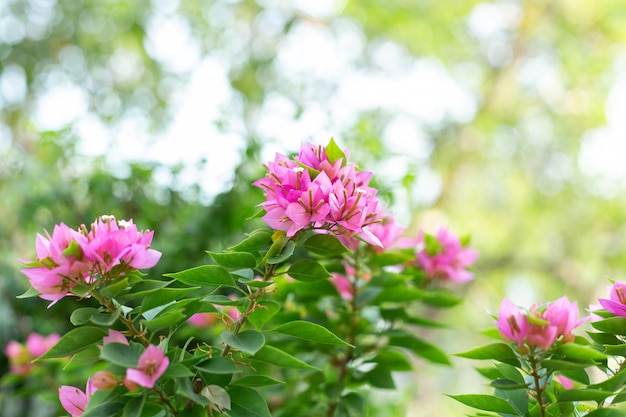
left=21, top=215, right=161, bottom=302
left=4, top=333, right=59, bottom=375
left=59, top=379, right=96, bottom=417
left=253, top=143, right=383, bottom=247
left=598, top=281, right=626, bottom=318
left=125, top=345, right=170, bottom=389
left=414, top=228, right=479, bottom=283
left=497, top=296, right=588, bottom=351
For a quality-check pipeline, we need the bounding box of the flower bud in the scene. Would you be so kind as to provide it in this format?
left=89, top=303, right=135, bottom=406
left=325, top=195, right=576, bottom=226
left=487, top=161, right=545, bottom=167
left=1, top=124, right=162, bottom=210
left=123, top=376, right=139, bottom=392
left=92, top=371, right=118, bottom=390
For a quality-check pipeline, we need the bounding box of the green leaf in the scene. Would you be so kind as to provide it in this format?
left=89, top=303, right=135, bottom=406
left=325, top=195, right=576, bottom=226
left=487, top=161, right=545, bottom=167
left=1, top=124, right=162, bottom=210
left=591, top=316, right=626, bottom=336
left=585, top=410, right=626, bottom=417
left=554, top=343, right=607, bottom=362
left=100, top=342, right=140, bottom=368
left=202, top=384, right=231, bottom=412
left=141, top=287, right=199, bottom=312
left=266, top=239, right=295, bottom=265
left=248, top=300, right=281, bottom=330
left=207, top=251, right=257, bottom=269
left=557, top=389, right=615, bottom=403
left=162, top=363, right=195, bottom=378
left=221, top=330, right=265, bottom=355
left=37, top=327, right=107, bottom=360
left=177, top=377, right=209, bottom=407
left=227, top=386, right=271, bottom=417
left=446, top=394, right=518, bottom=414
left=62, top=238, right=83, bottom=258
left=164, top=265, right=239, bottom=289
left=455, top=343, right=519, bottom=362
left=389, top=333, right=451, bottom=365
left=364, top=366, right=395, bottom=389
left=228, top=229, right=273, bottom=252
left=141, top=310, right=187, bottom=331
left=587, top=332, right=621, bottom=345
left=100, top=277, right=130, bottom=299
left=589, top=367, right=626, bottom=392
left=16, top=286, right=41, bottom=299
left=271, top=320, right=353, bottom=347
left=540, top=359, right=593, bottom=370
left=70, top=307, right=102, bottom=326
left=252, top=345, right=318, bottom=370
left=372, top=287, right=426, bottom=303
left=232, top=375, right=284, bottom=387
left=325, top=137, right=347, bottom=166
left=302, top=234, right=350, bottom=257
left=123, top=395, right=162, bottom=417
left=196, top=357, right=242, bottom=374
left=369, top=348, right=413, bottom=371
left=603, top=344, right=626, bottom=357
left=370, top=249, right=415, bottom=267
left=494, top=385, right=528, bottom=417
left=287, top=259, right=332, bottom=282
left=63, top=345, right=101, bottom=371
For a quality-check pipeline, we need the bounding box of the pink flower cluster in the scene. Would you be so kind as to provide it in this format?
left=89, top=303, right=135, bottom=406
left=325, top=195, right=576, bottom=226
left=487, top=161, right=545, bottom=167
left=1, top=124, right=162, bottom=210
left=4, top=333, right=59, bottom=375
left=59, top=330, right=169, bottom=416
left=413, top=228, right=479, bottom=283
left=253, top=142, right=383, bottom=246
left=21, top=215, right=161, bottom=302
left=598, top=281, right=626, bottom=318
left=497, top=296, right=588, bottom=351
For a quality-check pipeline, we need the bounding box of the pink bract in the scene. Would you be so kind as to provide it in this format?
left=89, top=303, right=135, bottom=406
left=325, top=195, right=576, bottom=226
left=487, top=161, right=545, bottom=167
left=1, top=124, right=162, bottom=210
left=125, top=345, right=169, bottom=389
left=58, top=379, right=95, bottom=417
left=253, top=142, right=383, bottom=246
left=598, top=281, right=626, bottom=318
left=497, top=298, right=528, bottom=346
left=415, top=228, right=478, bottom=283
left=102, top=329, right=129, bottom=346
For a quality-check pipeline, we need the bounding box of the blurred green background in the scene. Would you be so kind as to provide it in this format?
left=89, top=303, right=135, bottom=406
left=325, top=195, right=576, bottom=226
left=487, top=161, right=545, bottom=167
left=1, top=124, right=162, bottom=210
left=2, top=0, right=626, bottom=415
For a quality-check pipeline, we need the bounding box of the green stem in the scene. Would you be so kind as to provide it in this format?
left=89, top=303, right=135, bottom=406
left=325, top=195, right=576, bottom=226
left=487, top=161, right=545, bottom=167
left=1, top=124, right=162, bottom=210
left=527, top=350, right=547, bottom=417
left=327, top=248, right=362, bottom=417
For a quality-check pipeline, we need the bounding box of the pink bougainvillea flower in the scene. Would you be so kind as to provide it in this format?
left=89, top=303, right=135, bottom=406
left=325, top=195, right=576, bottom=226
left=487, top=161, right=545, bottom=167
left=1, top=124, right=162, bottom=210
left=125, top=345, right=169, bottom=389
left=59, top=379, right=96, bottom=417
left=26, top=332, right=60, bottom=358
left=330, top=273, right=353, bottom=301
left=102, top=329, right=129, bottom=346
left=188, top=312, right=218, bottom=328
left=80, top=215, right=161, bottom=273
left=543, top=296, right=589, bottom=343
left=20, top=223, right=90, bottom=302
left=5, top=340, right=32, bottom=376
left=497, top=298, right=528, bottom=346
left=556, top=374, right=574, bottom=390
left=598, top=281, right=626, bottom=318
left=415, top=228, right=478, bottom=283
left=253, top=141, right=383, bottom=246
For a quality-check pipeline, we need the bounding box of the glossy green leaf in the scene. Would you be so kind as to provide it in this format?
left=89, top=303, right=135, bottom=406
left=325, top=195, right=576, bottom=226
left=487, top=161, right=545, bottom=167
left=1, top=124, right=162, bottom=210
left=70, top=307, right=102, bottom=326
left=63, top=344, right=101, bottom=371
left=364, top=366, right=395, bottom=389
left=228, top=229, right=273, bottom=252
left=389, top=333, right=451, bottom=365
left=100, top=342, right=140, bottom=367
left=162, top=363, right=194, bottom=378
left=252, top=345, right=318, bottom=370
left=221, top=330, right=265, bottom=355
left=302, top=234, right=350, bottom=257
left=207, top=251, right=257, bottom=269
left=287, top=259, right=332, bottom=282
left=554, top=343, right=607, bottom=361
left=271, top=320, right=352, bottom=347
left=141, top=310, right=186, bottom=331
left=202, top=384, right=231, bottom=412
left=141, top=286, right=199, bottom=312
left=100, top=277, right=130, bottom=299
left=591, top=316, right=626, bottom=337
left=164, top=265, right=238, bottom=289
left=585, top=409, right=626, bottom=417
left=455, top=343, right=519, bottom=362
left=446, top=394, right=517, bottom=414
left=196, top=357, right=242, bottom=374
left=325, top=137, right=347, bottom=166
left=232, top=375, right=285, bottom=387
left=267, top=239, right=296, bottom=265
left=227, top=386, right=271, bottom=417
left=177, top=377, right=209, bottom=407
left=37, top=327, right=107, bottom=360
left=248, top=300, right=281, bottom=330
left=558, top=389, right=614, bottom=403
left=589, top=367, right=626, bottom=392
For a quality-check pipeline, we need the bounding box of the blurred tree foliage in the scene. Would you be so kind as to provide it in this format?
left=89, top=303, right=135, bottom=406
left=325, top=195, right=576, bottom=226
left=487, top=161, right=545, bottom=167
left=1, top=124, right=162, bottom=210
left=2, top=0, right=626, bottom=415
